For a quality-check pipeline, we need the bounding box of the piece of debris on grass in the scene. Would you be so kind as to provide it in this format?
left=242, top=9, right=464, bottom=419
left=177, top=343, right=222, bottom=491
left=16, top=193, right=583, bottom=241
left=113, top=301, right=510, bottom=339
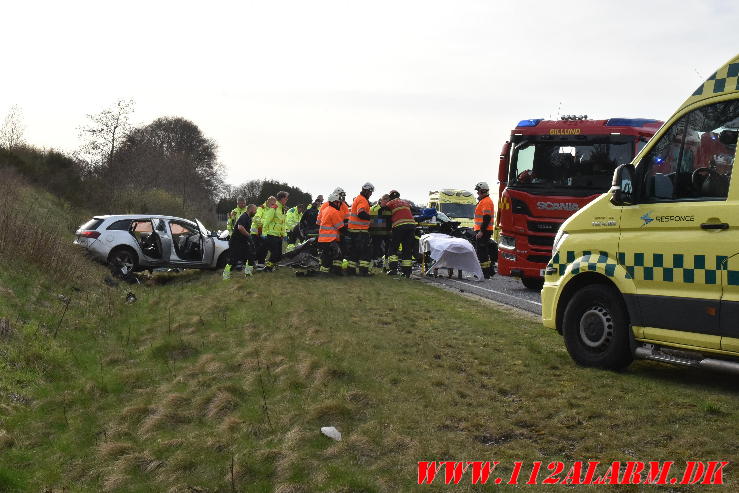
left=320, top=426, right=342, bottom=441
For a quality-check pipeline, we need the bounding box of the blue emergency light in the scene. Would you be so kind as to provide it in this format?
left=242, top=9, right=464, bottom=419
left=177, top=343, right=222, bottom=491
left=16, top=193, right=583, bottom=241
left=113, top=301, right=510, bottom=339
left=516, top=119, right=543, bottom=127
left=606, top=118, right=661, bottom=127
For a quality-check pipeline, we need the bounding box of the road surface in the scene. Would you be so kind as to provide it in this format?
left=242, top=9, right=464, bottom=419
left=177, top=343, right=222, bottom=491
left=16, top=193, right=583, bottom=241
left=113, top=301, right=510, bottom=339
left=419, top=270, right=542, bottom=316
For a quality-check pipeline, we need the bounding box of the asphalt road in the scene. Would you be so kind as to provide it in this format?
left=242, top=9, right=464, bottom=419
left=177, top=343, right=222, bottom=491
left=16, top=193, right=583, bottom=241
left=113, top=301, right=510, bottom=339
left=419, top=270, right=543, bottom=316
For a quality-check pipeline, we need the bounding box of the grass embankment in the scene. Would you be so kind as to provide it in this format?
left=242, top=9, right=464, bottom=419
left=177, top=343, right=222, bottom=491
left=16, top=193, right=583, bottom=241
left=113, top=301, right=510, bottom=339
left=0, top=263, right=737, bottom=491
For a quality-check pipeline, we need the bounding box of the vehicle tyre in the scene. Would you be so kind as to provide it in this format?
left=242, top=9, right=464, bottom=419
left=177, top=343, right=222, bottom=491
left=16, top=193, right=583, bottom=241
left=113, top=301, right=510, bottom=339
left=108, top=247, right=139, bottom=278
left=562, top=284, right=633, bottom=370
left=216, top=251, right=229, bottom=269
left=521, top=276, right=544, bottom=291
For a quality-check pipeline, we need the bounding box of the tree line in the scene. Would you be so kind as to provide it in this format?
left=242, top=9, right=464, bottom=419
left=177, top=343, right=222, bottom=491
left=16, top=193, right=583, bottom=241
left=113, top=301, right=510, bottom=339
left=0, top=101, right=312, bottom=227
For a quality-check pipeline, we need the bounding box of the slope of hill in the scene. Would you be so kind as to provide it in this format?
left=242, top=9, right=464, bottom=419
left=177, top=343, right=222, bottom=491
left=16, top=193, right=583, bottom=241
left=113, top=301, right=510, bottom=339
left=0, top=169, right=737, bottom=492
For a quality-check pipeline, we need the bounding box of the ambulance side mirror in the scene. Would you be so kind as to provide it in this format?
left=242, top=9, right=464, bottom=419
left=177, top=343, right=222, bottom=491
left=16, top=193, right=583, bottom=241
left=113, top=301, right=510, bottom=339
left=610, top=163, right=637, bottom=206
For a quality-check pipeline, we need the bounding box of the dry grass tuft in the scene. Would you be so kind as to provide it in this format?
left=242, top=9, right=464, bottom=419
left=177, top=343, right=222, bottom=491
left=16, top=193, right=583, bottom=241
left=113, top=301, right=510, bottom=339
left=274, top=483, right=307, bottom=493
left=102, top=472, right=129, bottom=492
left=0, top=429, right=15, bottom=449
left=205, top=391, right=239, bottom=419
left=218, top=415, right=243, bottom=434
left=97, top=441, right=134, bottom=460
left=307, top=400, right=354, bottom=422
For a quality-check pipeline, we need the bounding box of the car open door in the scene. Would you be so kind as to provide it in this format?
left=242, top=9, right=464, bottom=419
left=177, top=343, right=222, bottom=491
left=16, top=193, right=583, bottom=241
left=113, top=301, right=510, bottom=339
left=151, top=218, right=173, bottom=263
left=195, top=218, right=216, bottom=265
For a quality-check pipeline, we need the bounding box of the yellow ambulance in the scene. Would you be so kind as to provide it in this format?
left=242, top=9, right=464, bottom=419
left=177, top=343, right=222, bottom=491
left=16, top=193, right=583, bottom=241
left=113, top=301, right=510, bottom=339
left=542, top=54, right=739, bottom=372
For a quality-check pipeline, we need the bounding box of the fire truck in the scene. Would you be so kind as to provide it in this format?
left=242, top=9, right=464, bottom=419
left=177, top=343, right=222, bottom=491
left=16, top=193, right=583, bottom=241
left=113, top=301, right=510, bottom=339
left=495, top=115, right=663, bottom=290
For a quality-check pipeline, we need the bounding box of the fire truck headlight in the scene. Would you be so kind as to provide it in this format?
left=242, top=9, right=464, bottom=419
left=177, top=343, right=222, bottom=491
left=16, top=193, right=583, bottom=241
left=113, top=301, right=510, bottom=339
left=499, top=234, right=516, bottom=250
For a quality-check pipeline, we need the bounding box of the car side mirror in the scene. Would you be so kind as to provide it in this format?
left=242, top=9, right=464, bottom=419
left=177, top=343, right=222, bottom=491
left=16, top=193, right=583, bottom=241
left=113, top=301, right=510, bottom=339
left=610, top=163, right=638, bottom=206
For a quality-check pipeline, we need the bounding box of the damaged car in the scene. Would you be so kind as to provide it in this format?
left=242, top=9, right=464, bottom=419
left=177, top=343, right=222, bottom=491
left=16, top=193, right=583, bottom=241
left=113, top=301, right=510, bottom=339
left=74, top=215, right=229, bottom=276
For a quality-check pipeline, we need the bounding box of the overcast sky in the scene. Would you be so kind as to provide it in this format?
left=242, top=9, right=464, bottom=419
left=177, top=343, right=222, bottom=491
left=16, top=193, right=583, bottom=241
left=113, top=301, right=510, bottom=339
left=1, top=0, right=737, bottom=203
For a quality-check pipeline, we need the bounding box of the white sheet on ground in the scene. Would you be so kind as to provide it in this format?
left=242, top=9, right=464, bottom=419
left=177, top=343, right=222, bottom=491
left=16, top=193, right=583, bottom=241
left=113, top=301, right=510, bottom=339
left=419, top=233, right=483, bottom=281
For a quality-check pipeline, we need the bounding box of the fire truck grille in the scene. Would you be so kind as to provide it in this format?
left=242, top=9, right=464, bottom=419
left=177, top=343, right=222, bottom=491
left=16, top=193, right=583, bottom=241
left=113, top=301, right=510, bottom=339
left=527, top=254, right=552, bottom=263
left=528, top=221, right=562, bottom=233
left=528, top=235, right=554, bottom=247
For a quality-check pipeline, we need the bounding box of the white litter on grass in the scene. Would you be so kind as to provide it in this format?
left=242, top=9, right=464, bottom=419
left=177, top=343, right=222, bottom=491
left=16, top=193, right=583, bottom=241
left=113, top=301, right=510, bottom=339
left=321, top=426, right=342, bottom=441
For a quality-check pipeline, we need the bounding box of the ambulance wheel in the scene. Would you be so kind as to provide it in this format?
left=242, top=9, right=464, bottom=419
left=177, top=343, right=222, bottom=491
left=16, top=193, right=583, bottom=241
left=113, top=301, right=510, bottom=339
left=562, top=284, right=633, bottom=370
left=521, top=277, right=544, bottom=291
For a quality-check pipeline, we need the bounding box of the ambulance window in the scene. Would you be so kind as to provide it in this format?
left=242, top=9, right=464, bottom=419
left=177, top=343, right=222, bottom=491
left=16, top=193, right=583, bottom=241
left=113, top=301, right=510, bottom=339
left=639, top=100, right=738, bottom=202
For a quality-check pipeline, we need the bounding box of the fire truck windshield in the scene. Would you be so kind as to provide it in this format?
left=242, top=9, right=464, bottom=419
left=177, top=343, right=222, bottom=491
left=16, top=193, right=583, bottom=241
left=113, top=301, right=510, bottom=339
left=509, top=136, right=635, bottom=193
left=440, top=203, right=475, bottom=219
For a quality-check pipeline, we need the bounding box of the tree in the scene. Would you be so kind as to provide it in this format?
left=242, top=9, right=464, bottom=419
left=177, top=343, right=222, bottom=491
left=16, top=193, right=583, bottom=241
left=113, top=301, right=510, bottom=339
left=109, top=116, right=225, bottom=217
left=76, top=99, right=134, bottom=171
left=0, top=105, right=26, bottom=149
left=219, top=179, right=312, bottom=212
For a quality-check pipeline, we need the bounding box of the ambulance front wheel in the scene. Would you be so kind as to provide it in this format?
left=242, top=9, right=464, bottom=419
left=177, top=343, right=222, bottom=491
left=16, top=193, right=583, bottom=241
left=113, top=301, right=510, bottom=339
left=562, top=284, right=633, bottom=370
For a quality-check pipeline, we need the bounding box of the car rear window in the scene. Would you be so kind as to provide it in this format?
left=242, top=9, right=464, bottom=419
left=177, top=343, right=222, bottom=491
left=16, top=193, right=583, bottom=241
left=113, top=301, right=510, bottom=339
left=107, top=219, right=133, bottom=231
left=79, top=218, right=104, bottom=231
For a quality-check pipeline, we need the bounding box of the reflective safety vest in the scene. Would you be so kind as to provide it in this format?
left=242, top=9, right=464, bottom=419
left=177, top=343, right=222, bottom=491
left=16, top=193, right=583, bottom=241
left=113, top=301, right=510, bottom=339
left=348, top=195, right=371, bottom=231
left=385, top=199, right=415, bottom=228
left=369, top=204, right=392, bottom=236
left=474, top=195, right=494, bottom=231
left=250, top=204, right=266, bottom=234
left=262, top=203, right=286, bottom=237
left=317, top=201, right=348, bottom=225
left=285, top=206, right=302, bottom=232
left=227, top=206, right=248, bottom=232
left=318, top=206, right=344, bottom=243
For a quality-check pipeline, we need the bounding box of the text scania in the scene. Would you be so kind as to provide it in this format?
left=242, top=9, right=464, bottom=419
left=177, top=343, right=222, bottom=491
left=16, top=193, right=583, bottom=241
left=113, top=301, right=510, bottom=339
left=537, top=201, right=579, bottom=211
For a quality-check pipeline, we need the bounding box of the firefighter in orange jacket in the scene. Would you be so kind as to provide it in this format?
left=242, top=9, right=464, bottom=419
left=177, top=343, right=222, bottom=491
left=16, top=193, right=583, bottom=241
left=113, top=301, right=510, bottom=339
left=347, top=182, right=374, bottom=276
left=380, top=190, right=416, bottom=277
left=317, top=192, right=346, bottom=275
left=473, top=182, right=496, bottom=279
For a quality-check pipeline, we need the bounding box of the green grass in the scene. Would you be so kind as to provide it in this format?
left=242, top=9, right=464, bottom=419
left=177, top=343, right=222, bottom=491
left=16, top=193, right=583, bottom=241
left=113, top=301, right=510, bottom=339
left=0, top=266, right=737, bottom=492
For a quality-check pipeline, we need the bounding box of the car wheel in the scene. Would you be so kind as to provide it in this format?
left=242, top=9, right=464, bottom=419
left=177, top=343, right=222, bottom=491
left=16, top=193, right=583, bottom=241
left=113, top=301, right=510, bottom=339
left=108, top=247, right=139, bottom=278
left=521, top=277, right=544, bottom=291
left=562, top=284, right=633, bottom=370
left=216, top=251, right=229, bottom=269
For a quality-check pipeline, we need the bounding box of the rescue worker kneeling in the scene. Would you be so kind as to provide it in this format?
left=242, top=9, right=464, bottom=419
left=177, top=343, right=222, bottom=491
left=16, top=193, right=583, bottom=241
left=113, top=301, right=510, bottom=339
left=318, top=193, right=346, bottom=275
left=381, top=190, right=415, bottom=278
left=347, top=182, right=374, bottom=276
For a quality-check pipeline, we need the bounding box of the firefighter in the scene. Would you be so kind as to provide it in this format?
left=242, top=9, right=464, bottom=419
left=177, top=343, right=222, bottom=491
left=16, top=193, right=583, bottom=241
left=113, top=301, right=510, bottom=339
left=380, top=190, right=416, bottom=277
left=223, top=204, right=258, bottom=279
left=317, top=192, right=346, bottom=275
left=347, top=183, right=374, bottom=276
left=226, top=197, right=248, bottom=234
left=261, top=191, right=289, bottom=271
left=300, top=198, right=321, bottom=240
left=473, top=182, right=496, bottom=279
left=369, top=195, right=392, bottom=268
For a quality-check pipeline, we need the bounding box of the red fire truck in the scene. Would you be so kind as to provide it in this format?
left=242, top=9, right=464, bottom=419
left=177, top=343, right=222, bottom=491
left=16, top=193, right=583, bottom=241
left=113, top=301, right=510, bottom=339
left=495, top=115, right=663, bottom=290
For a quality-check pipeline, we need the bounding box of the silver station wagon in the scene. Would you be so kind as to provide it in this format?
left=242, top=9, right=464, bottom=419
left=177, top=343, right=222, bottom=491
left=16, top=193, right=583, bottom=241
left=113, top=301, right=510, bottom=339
left=74, top=215, right=229, bottom=276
